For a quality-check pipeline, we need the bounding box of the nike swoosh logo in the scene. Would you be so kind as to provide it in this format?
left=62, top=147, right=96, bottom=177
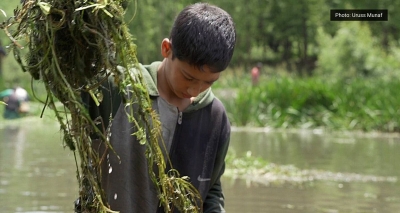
left=197, top=175, right=211, bottom=182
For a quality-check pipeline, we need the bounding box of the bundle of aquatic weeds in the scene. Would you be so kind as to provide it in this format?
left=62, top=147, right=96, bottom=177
left=0, top=0, right=201, bottom=212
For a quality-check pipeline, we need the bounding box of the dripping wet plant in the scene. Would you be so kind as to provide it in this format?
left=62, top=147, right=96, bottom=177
left=0, top=0, right=201, bottom=212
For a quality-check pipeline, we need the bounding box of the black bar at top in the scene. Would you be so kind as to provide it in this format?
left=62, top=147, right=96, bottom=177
left=331, top=9, right=388, bottom=21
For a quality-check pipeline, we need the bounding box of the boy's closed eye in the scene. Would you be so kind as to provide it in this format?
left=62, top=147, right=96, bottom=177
left=184, top=76, right=194, bottom=81
left=206, top=81, right=214, bottom=85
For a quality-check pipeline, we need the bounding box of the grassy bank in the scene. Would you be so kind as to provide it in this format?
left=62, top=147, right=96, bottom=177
left=215, top=74, right=400, bottom=133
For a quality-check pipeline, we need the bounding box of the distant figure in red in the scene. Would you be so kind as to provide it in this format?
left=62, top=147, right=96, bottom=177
left=251, top=63, right=262, bottom=86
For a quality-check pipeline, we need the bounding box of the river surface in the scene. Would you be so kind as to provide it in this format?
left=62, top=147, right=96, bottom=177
left=1, top=119, right=400, bottom=213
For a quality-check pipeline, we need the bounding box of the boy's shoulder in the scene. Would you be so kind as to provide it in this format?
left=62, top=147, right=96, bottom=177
left=116, top=62, right=160, bottom=96
left=140, top=62, right=160, bottom=96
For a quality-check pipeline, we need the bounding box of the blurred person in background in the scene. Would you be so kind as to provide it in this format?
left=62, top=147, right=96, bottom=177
left=251, top=62, right=262, bottom=86
left=0, top=86, right=30, bottom=119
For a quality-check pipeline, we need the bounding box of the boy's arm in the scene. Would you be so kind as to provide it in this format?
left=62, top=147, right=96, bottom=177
left=203, top=135, right=230, bottom=213
left=203, top=164, right=227, bottom=213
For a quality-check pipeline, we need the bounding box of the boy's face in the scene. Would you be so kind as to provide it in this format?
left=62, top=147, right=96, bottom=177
left=161, top=39, right=220, bottom=99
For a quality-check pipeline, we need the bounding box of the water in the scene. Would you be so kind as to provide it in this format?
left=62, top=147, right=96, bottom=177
left=0, top=119, right=77, bottom=213
left=223, top=128, right=400, bottom=213
left=1, top=120, right=400, bottom=213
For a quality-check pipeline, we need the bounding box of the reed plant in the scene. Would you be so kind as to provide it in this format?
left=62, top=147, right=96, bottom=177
left=216, top=74, right=400, bottom=133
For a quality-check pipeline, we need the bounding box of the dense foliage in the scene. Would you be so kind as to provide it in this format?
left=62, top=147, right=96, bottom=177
left=126, top=0, right=400, bottom=77
left=1, top=1, right=400, bottom=78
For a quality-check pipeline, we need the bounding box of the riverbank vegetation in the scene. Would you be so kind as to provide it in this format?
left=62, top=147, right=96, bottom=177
left=214, top=73, right=400, bottom=133
left=224, top=150, right=398, bottom=187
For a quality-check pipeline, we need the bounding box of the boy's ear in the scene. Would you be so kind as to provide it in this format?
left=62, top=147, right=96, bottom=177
left=161, top=39, right=172, bottom=58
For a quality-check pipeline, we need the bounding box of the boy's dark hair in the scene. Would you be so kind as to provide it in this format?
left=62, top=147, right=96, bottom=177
left=170, top=3, right=236, bottom=72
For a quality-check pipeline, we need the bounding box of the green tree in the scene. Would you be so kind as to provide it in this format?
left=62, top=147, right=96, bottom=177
left=2, top=0, right=400, bottom=78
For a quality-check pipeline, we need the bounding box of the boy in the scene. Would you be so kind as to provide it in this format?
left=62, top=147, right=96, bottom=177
left=83, top=2, right=236, bottom=212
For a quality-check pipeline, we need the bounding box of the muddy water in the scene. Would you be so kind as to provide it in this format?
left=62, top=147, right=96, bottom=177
left=1, top=120, right=400, bottom=213
left=223, top=128, right=400, bottom=213
left=0, top=119, right=77, bottom=213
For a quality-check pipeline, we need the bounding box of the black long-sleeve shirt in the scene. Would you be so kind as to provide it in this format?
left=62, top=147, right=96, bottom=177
left=84, top=62, right=230, bottom=212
